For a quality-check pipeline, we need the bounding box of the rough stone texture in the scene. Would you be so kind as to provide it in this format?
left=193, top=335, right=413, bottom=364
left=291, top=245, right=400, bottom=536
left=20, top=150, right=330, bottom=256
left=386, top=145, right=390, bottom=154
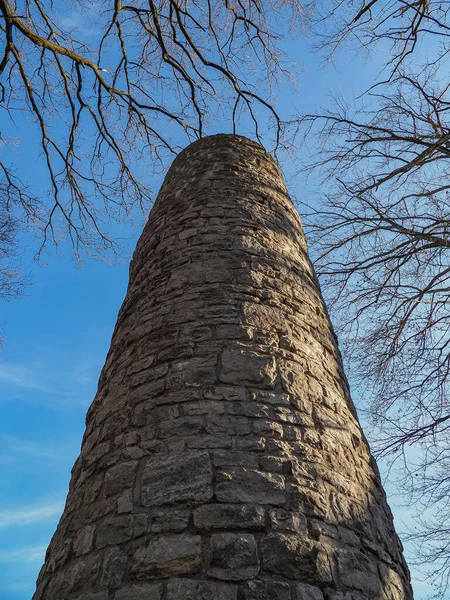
left=33, top=134, right=413, bottom=600
left=208, top=533, right=260, bottom=580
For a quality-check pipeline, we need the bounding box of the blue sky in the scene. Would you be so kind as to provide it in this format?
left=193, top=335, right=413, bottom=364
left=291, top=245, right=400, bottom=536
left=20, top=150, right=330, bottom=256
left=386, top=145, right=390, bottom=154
left=0, top=247, right=132, bottom=599
left=0, top=6, right=435, bottom=600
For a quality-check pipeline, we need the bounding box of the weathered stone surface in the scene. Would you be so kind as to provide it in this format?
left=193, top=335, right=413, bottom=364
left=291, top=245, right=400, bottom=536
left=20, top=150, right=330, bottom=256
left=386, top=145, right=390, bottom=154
left=334, top=549, right=381, bottom=594
left=96, top=514, right=147, bottom=548
left=100, top=546, right=128, bottom=588
left=103, top=460, right=138, bottom=497
left=33, top=135, right=413, bottom=600
left=115, top=583, right=163, bottom=600
left=152, top=508, right=190, bottom=532
left=72, top=593, right=108, bottom=600
left=220, top=349, right=277, bottom=387
left=269, top=509, right=306, bottom=533
left=166, top=579, right=237, bottom=600
left=296, top=583, right=324, bottom=600
left=45, top=554, right=101, bottom=597
left=160, top=416, right=204, bottom=438
left=194, top=504, right=265, bottom=530
left=260, top=534, right=332, bottom=584
left=131, top=534, right=202, bottom=577
left=141, top=452, right=213, bottom=506
left=207, top=416, right=251, bottom=436
left=117, top=488, right=133, bottom=513
left=242, top=580, right=291, bottom=600
left=242, top=303, right=288, bottom=333
left=208, top=533, right=260, bottom=580
left=216, top=468, right=286, bottom=505
left=73, top=525, right=94, bottom=557
left=213, top=450, right=259, bottom=468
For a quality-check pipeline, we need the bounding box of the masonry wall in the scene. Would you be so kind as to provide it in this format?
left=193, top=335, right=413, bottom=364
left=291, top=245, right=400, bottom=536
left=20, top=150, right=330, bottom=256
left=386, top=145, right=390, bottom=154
left=33, top=134, right=413, bottom=600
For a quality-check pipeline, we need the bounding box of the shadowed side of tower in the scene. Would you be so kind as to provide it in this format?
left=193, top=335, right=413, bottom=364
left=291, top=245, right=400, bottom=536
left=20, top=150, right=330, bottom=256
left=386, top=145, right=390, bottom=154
left=34, top=134, right=413, bottom=600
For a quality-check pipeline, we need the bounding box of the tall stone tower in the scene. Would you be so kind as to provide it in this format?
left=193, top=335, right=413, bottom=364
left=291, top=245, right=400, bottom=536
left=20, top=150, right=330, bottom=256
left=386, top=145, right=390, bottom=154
left=34, top=135, right=413, bottom=600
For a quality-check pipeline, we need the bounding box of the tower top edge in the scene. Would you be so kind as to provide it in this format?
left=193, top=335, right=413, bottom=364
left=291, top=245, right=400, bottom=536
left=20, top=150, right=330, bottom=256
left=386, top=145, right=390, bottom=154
left=173, top=133, right=273, bottom=162
left=187, top=132, right=266, bottom=148
left=164, top=134, right=279, bottom=186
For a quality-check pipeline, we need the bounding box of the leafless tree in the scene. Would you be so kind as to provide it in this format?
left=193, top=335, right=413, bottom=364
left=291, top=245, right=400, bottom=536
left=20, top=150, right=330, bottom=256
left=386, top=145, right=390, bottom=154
left=0, top=0, right=302, bottom=269
left=314, top=0, right=450, bottom=73
left=0, top=188, right=28, bottom=346
left=0, top=198, right=26, bottom=302
left=301, top=2, right=450, bottom=594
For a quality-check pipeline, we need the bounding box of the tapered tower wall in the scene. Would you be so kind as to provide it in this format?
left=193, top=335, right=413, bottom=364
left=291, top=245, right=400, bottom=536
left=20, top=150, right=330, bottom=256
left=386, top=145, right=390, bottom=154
left=34, top=134, right=413, bottom=600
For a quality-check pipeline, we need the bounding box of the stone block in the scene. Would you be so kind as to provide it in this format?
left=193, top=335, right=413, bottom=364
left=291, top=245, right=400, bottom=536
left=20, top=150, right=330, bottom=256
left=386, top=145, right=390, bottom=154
left=167, top=262, right=204, bottom=291
left=179, top=324, right=214, bottom=344
left=69, top=498, right=115, bottom=532
left=103, top=460, right=138, bottom=497
left=130, top=363, right=169, bottom=388
left=74, top=525, right=95, bottom=556
left=322, top=592, right=367, bottom=600
left=242, top=302, right=288, bottom=333
left=72, top=593, right=108, bottom=600
left=278, top=360, right=305, bottom=397
left=100, top=546, right=128, bottom=588
left=220, top=349, right=277, bottom=387
left=179, top=227, right=197, bottom=240
left=205, top=386, right=246, bottom=401
left=334, top=549, right=381, bottom=594
left=252, top=419, right=284, bottom=438
left=159, top=416, right=204, bottom=438
left=115, top=583, right=163, bottom=600
left=208, top=533, right=260, bottom=580
left=251, top=390, right=290, bottom=406
left=132, top=534, right=202, bottom=578
left=96, top=514, right=147, bottom=548
left=296, top=583, right=324, bottom=600
left=269, top=508, right=306, bottom=533
left=129, top=378, right=165, bottom=402
left=227, top=402, right=270, bottom=418
left=206, top=416, right=251, bottom=436
left=166, top=579, right=237, bottom=600
left=186, top=434, right=233, bottom=449
left=216, top=467, right=286, bottom=505
left=46, top=538, right=72, bottom=573
left=199, top=304, right=240, bottom=321
left=290, top=486, right=328, bottom=518
left=194, top=504, right=265, bottom=530
left=213, top=450, right=259, bottom=468
left=379, top=563, right=407, bottom=597
left=216, top=324, right=254, bottom=340
left=117, top=489, right=133, bottom=513
left=65, top=554, right=101, bottom=593
left=242, top=580, right=291, bottom=600
left=259, top=456, right=289, bottom=473
left=183, top=355, right=218, bottom=386
left=274, top=407, right=314, bottom=426
left=235, top=436, right=266, bottom=452
left=141, top=451, right=213, bottom=506
left=152, top=508, right=190, bottom=532
left=309, top=520, right=339, bottom=541
left=183, top=400, right=226, bottom=415
left=260, top=534, right=332, bottom=584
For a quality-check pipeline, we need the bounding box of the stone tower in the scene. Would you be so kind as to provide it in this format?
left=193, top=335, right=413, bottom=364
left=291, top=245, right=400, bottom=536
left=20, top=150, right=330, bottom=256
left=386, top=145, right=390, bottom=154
left=34, top=135, right=413, bottom=600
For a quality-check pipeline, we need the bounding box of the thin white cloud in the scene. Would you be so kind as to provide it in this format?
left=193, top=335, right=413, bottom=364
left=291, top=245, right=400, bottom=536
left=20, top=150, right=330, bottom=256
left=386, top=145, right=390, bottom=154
left=0, top=434, right=68, bottom=460
left=0, top=502, right=63, bottom=528
left=59, top=3, right=103, bottom=38
left=0, top=360, right=94, bottom=409
left=0, top=545, right=46, bottom=563
left=0, top=364, right=54, bottom=394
